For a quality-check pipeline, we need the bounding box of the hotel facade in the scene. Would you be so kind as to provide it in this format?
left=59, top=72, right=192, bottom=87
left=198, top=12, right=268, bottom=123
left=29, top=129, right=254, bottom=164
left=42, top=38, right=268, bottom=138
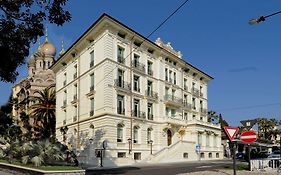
left=51, top=14, right=222, bottom=166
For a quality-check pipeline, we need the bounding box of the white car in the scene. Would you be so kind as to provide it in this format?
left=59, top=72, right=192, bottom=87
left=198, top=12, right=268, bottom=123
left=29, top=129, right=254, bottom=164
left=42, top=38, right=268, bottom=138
left=268, top=151, right=281, bottom=158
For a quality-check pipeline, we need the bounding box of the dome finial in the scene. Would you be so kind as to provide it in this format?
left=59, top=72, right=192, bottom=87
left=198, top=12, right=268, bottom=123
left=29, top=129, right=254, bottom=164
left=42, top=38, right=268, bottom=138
left=45, top=26, right=48, bottom=42
left=59, top=38, right=65, bottom=56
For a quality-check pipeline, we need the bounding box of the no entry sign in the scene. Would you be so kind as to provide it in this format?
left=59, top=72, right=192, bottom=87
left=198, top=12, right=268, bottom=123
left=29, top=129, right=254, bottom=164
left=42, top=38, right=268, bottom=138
left=240, top=131, right=257, bottom=143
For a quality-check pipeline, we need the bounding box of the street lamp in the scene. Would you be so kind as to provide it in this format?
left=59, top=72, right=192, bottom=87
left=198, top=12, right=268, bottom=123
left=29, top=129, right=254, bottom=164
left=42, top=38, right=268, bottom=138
left=249, top=10, right=281, bottom=25
left=149, top=140, right=153, bottom=154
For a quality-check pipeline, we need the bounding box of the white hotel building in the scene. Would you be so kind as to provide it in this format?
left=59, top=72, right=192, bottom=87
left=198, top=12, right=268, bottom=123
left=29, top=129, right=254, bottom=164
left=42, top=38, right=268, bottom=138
left=51, top=14, right=222, bottom=166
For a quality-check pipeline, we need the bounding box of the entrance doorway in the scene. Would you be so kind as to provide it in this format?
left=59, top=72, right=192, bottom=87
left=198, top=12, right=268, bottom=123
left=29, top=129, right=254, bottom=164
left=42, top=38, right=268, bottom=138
left=167, top=129, right=172, bottom=146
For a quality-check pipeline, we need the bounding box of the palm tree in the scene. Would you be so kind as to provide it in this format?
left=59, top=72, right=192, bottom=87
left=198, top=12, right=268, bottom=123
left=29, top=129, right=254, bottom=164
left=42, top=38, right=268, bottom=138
left=30, top=85, right=56, bottom=140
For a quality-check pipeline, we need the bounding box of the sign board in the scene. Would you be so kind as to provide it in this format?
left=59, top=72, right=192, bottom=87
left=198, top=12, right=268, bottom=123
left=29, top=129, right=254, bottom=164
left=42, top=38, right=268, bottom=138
left=195, top=145, right=201, bottom=151
left=224, top=127, right=239, bottom=141
left=240, top=119, right=258, bottom=130
left=240, top=131, right=257, bottom=143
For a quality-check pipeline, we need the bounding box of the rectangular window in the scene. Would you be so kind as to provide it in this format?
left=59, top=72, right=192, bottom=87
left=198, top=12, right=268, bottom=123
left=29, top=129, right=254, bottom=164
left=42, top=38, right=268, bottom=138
left=117, top=124, right=123, bottom=142
left=172, top=89, right=175, bottom=100
left=90, top=50, right=94, bottom=68
left=147, top=61, right=153, bottom=76
left=200, top=153, right=205, bottom=158
left=184, top=112, right=188, bottom=120
left=147, top=103, right=153, bottom=120
left=117, top=152, right=126, bottom=158
left=133, top=99, right=140, bottom=117
left=169, top=71, right=172, bottom=83
left=147, top=81, right=152, bottom=96
left=117, top=95, right=125, bottom=115
left=166, top=107, right=170, bottom=116
left=73, top=65, right=77, bottom=79
left=117, top=69, right=124, bottom=87
left=63, top=72, right=67, bottom=86
left=171, top=109, right=176, bottom=117
left=90, top=98, right=94, bottom=116
left=134, top=153, right=141, bottom=160
left=165, top=68, right=168, bottom=81
left=117, top=46, right=125, bottom=63
left=133, top=54, right=140, bottom=67
left=192, top=98, right=196, bottom=109
left=90, top=74, right=95, bottom=91
left=133, top=126, right=139, bottom=143
left=173, top=72, right=176, bottom=85
left=133, top=75, right=140, bottom=92
left=73, top=106, right=77, bottom=122
left=184, top=78, right=187, bottom=90
left=209, top=153, right=212, bottom=158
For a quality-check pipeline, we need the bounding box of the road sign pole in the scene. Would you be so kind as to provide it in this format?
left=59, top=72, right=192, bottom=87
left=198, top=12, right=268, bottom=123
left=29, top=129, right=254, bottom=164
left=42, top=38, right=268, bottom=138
left=248, top=144, right=251, bottom=171
left=232, top=141, right=237, bottom=175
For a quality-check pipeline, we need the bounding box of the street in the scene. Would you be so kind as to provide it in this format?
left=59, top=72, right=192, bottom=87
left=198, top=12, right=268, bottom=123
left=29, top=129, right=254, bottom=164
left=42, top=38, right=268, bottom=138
left=86, top=159, right=238, bottom=175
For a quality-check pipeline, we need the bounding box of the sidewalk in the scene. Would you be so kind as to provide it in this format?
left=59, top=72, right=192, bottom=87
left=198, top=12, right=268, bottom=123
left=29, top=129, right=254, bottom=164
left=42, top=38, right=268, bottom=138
left=178, top=170, right=277, bottom=175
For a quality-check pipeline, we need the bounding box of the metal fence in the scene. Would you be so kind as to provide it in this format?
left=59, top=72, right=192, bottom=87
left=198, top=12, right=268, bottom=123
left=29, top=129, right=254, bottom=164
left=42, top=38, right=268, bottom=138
left=250, top=158, right=281, bottom=171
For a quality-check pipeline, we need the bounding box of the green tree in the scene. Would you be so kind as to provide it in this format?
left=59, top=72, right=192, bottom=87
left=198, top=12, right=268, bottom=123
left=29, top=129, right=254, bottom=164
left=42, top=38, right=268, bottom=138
left=0, top=0, right=71, bottom=82
left=30, top=85, right=56, bottom=140
left=257, top=118, right=279, bottom=144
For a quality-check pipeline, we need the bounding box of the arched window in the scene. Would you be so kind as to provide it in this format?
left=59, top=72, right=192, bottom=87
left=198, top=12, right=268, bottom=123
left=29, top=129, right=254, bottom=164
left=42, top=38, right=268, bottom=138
left=133, top=126, right=139, bottom=143
left=147, top=128, right=152, bottom=143
left=117, top=123, right=124, bottom=142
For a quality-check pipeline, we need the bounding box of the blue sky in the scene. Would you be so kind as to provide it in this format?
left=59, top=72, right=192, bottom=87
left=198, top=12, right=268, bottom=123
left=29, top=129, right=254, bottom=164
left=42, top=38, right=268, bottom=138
left=1, top=0, right=281, bottom=126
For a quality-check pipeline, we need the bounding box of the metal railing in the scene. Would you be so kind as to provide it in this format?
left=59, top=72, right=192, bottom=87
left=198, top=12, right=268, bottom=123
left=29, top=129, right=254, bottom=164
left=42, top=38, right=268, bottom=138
left=131, top=60, right=145, bottom=72
left=148, top=69, right=153, bottom=76
left=182, top=101, right=192, bottom=110
left=192, top=88, right=200, bottom=97
left=132, top=110, right=146, bottom=119
left=147, top=114, right=154, bottom=120
left=164, top=94, right=182, bottom=105
left=114, top=79, right=131, bottom=91
left=90, top=110, right=94, bottom=116
left=146, top=90, right=158, bottom=100
left=117, top=56, right=125, bottom=64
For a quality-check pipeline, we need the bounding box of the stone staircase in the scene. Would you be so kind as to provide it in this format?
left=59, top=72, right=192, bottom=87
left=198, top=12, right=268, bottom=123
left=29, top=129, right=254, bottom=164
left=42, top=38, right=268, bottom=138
left=142, top=140, right=196, bottom=163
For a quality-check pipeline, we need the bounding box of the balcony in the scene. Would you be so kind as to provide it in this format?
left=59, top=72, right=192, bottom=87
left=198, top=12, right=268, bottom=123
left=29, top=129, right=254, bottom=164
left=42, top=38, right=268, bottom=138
left=114, top=79, right=131, bottom=93
left=86, top=85, right=95, bottom=98
left=90, top=60, right=94, bottom=68
left=132, top=110, right=146, bottom=119
left=164, top=94, right=182, bottom=107
left=200, top=108, right=208, bottom=115
left=71, top=94, right=78, bottom=106
left=192, top=88, right=200, bottom=97
left=187, top=119, right=220, bottom=129
left=117, top=56, right=125, bottom=64
left=117, top=107, right=125, bottom=115
left=147, top=69, right=153, bottom=76
left=145, top=90, right=158, bottom=101
left=73, top=73, right=77, bottom=79
left=147, top=114, right=153, bottom=120
left=165, top=116, right=184, bottom=126
left=182, top=101, right=192, bottom=110
left=131, top=60, right=145, bottom=72
left=90, top=110, right=94, bottom=116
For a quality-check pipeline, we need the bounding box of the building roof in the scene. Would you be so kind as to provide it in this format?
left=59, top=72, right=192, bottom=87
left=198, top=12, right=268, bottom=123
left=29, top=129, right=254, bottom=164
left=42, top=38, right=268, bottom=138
left=51, top=13, right=213, bottom=80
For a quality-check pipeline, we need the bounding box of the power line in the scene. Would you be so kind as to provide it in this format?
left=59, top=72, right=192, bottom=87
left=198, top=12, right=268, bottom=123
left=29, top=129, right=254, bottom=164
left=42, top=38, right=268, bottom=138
left=94, top=0, right=190, bottom=89
left=214, top=102, right=281, bottom=112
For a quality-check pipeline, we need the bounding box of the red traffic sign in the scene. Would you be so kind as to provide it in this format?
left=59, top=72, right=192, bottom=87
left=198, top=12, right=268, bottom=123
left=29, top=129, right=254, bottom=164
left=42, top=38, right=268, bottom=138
left=224, top=127, right=239, bottom=141
left=240, top=131, right=257, bottom=143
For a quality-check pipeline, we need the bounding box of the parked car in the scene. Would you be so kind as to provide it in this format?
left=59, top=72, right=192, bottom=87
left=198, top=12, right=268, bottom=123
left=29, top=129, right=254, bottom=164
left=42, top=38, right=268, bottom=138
left=236, top=152, right=246, bottom=160
left=268, top=150, right=281, bottom=158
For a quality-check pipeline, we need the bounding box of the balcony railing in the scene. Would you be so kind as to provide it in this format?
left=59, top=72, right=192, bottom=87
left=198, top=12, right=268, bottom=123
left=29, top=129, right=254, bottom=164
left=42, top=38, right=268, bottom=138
left=164, top=95, right=182, bottom=106
left=147, top=114, right=154, bottom=120
left=114, top=79, right=131, bottom=91
left=71, top=94, right=78, bottom=105
left=182, top=101, right=192, bottom=110
left=192, top=88, right=200, bottom=97
left=131, top=60, right=145, bottom=72
left=90, top=110, right=94, bottom=116
left=145, top=90, right=158, bottom=100
left=132, top=110, right=146, bottom=119
left=117, top=107, right=125, bottom=115
left=90, top=60, right=94, bottom=68
left=117, top=56, right=125, bottom=64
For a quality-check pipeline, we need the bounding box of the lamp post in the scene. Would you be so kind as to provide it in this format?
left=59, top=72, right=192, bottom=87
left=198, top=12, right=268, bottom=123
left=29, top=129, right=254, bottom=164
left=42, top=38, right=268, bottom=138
left=249, top=10, right=281, bottom=25
left=149, top=140, right=153, bottom=155
left=128, top=138, right=132, bottom=154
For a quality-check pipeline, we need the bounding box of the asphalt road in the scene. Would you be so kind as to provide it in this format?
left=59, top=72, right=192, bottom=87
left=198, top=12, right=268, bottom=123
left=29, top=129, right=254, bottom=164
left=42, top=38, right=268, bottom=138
left=86, top=159, right=240, bottom=175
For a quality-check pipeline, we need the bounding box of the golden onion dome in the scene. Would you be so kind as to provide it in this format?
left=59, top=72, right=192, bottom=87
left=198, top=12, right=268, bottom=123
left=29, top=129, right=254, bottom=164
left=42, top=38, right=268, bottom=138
left=40, top=40, right=56, bottom=57
left=27, top=55, right=36, bottom=66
